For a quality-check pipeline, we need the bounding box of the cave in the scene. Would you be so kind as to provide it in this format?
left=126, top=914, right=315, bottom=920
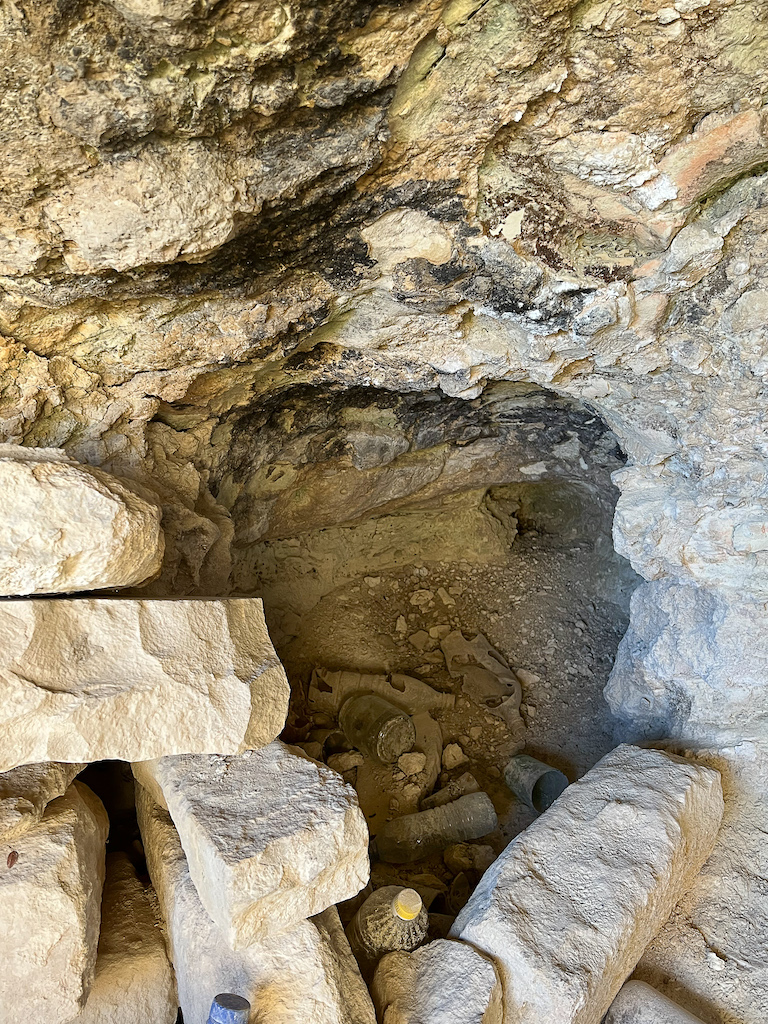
left=1, top=1, right=767, bottom=1022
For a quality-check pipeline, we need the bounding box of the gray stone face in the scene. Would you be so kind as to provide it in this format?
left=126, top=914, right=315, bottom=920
left=0, top=597, right=289, bottom=771
left=133, top=742, right=370, bottom=946
left=0, top=781, right=109, bottom=1024
left=605, top=981, right=705, bottom=1024
left=136, top=784, right=376, bottom=1024
left=449, top=745, right=723, bottom=1024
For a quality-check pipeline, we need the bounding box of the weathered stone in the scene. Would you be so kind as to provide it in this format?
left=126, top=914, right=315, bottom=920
left=0, top=445, right=164, bottom=596
left=133, top=741, right=369, bottom=946
left=0, top=597, right=289, bottom=772
left=68, top=852, right=177, bottom=1024
left=605, top=980, right=705, bottom=1024
left=0, top=760, right=85, bottom=839
left=372, top=940, right=503, bottom=1024
left=450, top=745, right=723, bottom=1024
left=0, top=781, right=108, bottom=1024
left=136, top=784, right=376, bottom=1024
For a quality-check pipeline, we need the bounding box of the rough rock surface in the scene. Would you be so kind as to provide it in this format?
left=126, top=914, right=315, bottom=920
left=0, top=445, right=164, bottom=595
left=69, top=852, right=177, bottom=1024
left=0, top=781, right=109, bottom=1024
left=372, top=939, right=503, bottom=1024
left=0, top=760, right=85, bottom=839
left=0, top=597, right=289, bottom=772
left=133, top=741, right=369, bottom=945
left=136, top=783, right=376, bottom=1024
left=450, top=745, right=723, bottom=1024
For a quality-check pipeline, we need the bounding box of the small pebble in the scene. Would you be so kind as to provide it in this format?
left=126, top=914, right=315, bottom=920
left=327, top=751, right=364, bottom=774
left=364, top=576, right=381, bottom=587
left=429, top=624, right=452, bottom=639
left=437, top=587, right=455, bottom=606
left=395, top=615, right=408, bottom=633
left=408, top=630, right=432, bottom=651
left=398, top=752, right=427, bottom=776
left=442, top=743, right=469, bottom=770
left=469, top=726, right=483, bottom=740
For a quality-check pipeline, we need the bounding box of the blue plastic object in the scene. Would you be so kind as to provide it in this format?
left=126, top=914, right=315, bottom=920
left=207, top=993, right=251, bottom=1024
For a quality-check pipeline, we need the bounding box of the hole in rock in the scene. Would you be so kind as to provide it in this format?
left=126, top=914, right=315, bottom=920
left=212, top=380, right=641, bottom=935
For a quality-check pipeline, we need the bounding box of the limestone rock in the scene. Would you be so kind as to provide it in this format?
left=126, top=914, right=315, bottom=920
left=133, top=741, right=369, bottom=946
left=0, top=761, right=85, bottom=839
left=372, top=940, right=503, bottom=1024
left=605, top=980, right=705, bottom=1024
left=136, top=784, right=376, bottom=1024
left=68, top=852, right=177, bottom=1024
left=0, top=445, right=164, bottom=596
left=450, top=745, right=723, bottom=1024
left=0, top=781, right=109, bottom=1024
left=0, top=598, right=289, bottom=772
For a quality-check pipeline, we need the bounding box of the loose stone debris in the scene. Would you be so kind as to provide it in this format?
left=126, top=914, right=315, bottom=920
left=0, top=445, right=165, bottom=596
left=0, top=598, right=289, bottom=771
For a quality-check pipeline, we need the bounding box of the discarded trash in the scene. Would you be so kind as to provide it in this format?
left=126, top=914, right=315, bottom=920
left=340, top=694, right=416, bottom=763
left=372, top=792, right=498, bottom=864
left=503, top=754, right=569, bottom=813
left=346, top=885, right=428, bottom=979
left=421, top=771, right=480, bottom=810
left=207, top=993, right=251, bottom=1024
left=440, top=631, right=523, bottom=733
left=310, top=667, right=454, bottom=716
left=606, top=980, right=706, bottom=1024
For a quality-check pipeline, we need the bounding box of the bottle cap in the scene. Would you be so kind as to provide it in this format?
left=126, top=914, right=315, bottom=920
left=393, top=888, right=423, bottom=921
left=208, top=993, right=251, bottom=1024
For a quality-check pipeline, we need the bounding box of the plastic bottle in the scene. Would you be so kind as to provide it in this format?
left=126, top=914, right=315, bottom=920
left=339, top=694, right=416, bottom=763
left=503, top=754, right=568, bottom=813
left=346, top=886, right=428, bottom=979
left=207, top=993, right=251, bottom=1024
left=372, top=792, right=498, bottom=864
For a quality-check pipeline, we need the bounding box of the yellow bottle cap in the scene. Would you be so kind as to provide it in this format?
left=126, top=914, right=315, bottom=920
left=393, top=888, right=423, bottom=921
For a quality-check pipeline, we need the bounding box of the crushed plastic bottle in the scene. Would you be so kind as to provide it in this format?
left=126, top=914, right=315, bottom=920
left=346, top=886, right=428, bottom=979
left=207, top=993, right=251, bottom=1024
left=503, top=754, right=568, bottom=813
left=372, top=792, right=498, bottom=864
left=339, top=693, right=416, bottom=763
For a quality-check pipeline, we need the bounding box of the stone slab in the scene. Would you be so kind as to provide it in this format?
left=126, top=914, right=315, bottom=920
left=0, top=445, right=164, bottom=596
left=133, top=741, right=369, bottom=945
left=0, top=760, right=85, bottom=839
left=136, top=783, right=376, bottom=1024
left=0, top=780, right=109, bottom=1024
left=450, top=745, right=724, bottom=1024
left=605, top=980, right=705, bottom=1024
left=0, top=597, right=290, bottom=771
left=69, top=852, right=177, bottom=1024
left=372, top=939, right=503, bottom=1024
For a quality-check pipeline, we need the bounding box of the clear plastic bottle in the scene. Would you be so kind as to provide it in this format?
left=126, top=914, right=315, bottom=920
left=207, top=993, right=251, bottom=1024
left=346, top=886, right=428, bottom=979
left=338, top=694, right=416, bottom=763
left=372, top=792, right=497, bottom=864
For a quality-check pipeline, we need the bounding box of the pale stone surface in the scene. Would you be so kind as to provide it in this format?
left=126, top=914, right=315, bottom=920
left=0, top=781, right=109, bottom=1024
left=0, top=598, right=289, bottom=772
left=0, top=760, right=85, bottom=839
left=372, top=940, right=503, bottom=1024
left=605, top=980, right=705, bottom=1024
left=133, top=741, right=369, bottom=945
left=136, top=784, right=376, bottom=1024
left=69, top=852, right=177, bottom=1024
left=450, top=745, right=723, bottom=1024
left=0, top=445, right=164, bottom=596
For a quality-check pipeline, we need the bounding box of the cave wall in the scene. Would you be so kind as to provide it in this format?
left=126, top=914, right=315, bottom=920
left=2, top=0, right=768, bottom=1018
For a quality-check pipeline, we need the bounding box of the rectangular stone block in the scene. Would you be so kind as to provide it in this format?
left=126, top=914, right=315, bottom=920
left=133, top=741, right=369, bottom=946
left=372, top=940, right=503, bottom=1024
left=0, top=597, right=290, bottom=771
left=0, top=781, right=109, bottom=1024
left=68, top=852, right=177, bottom=1024
left=0, top=761, right=85, bottom=839
left=136, top=784, right=376, bottom=1024
left=0, top=444, right=164, bottom=596
left=450, top=745, right=724, bottom=1024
